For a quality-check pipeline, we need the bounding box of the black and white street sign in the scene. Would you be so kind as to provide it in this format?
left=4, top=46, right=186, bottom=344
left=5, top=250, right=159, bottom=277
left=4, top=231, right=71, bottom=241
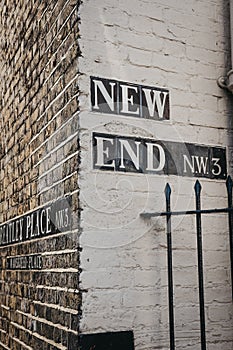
left=93, top=133, right=227, bottom=179
left=91, top=76, right=170, bottom=120
left=0, top=197, right=71, bottom=246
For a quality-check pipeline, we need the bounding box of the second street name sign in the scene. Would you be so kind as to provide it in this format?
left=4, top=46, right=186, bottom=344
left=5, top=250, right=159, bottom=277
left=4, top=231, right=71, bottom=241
left=93, top=133, right=227, bottom=179
left=0, top=197, right=71, bottom=246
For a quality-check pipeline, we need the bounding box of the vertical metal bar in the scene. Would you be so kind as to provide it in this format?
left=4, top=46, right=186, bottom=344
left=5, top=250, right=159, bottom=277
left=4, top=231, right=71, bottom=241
left=230, top=0, right=233, bottom=70
left=226, top=175, right=233, bottom=301
left=165, top=183, right=175, bottom=350
left=194, top=180, right=206, bottom=350
left=139, top=85, right=143, bottom=118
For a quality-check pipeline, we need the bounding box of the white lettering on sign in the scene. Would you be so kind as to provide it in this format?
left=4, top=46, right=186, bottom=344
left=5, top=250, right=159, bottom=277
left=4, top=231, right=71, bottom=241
left=91, top=77, right=170, bottom=120
left=119, top=140, right=141, bottom=170
left=55, top=208, right=70, bottom=230
left=184, top=155, right=210, bottom=175
left=46, top=207, right=52, bottom=234
left=95, top=136, right=115, bottom=168
left=26, top=214, right=31, bottom=239
left=183, top=155, right=195, bottom=173
left=212, top=158, right=222, bottom=176
left=142, top=88, right=168, bottom=119
left=195, top=156, right=209, bottom=174
left=93, top=133, right=227, bottom=179
left=146, top=143, right=166, bottom=171
left=27, top=208, right=51, bottom=239
left=93, top=79, right=116, bottom=111
left=120, top=84, right=139, bottom=115
left=7, top=254, right=42, bottom=270
left=0, top=197, right=71, bottom=246
left=93, top=135, right=166, bottom=172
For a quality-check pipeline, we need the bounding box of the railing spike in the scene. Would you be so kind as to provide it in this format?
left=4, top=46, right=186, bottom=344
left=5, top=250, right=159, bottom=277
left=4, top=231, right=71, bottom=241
left=164, top=182, right=175, bottom=349
left=165, top=183, right=171, bottom=201
left=226, top=175, right=233, bottom=192
left=226, top=175, right=233, bottom=301
left=194, top=179, right=202, bottom=196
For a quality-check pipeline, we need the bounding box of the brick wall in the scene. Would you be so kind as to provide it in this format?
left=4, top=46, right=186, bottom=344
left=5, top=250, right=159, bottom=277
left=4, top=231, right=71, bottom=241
left=0, top=1, right=81, bottom=349
left=79, top=0, right=233, bottom=349
left=0, top=0, right=232, bottom=349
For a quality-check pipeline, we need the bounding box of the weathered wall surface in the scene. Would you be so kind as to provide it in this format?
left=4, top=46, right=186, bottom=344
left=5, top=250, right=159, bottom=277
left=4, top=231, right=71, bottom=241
left=0, top=0, right=232, bottom=349
left=0, top=1, right=80, bottom=349
left=79, top=0, right=233, bottom=349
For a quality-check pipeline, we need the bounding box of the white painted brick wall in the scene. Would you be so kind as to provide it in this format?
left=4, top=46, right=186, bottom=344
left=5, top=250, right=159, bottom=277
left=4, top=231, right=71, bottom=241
left=78, top=0, right=233, bottom=349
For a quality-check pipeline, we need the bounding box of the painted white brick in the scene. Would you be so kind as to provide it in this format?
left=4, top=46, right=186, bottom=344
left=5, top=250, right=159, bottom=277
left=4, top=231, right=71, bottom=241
left=78, top=0, right=233, bottom=349
left=79, top=19, right=117, bottom=43
left=129, top=15, right=154, bottom=34
left=206, top=267, right=229, bottom=286
left=122, top=289, right=164, bottom=308
left=190, top=76, right=222, bottom=96
left=101, top=8, right=130, bottom=28
left=81, top=268, right=135, bottom=289
left=175, top=305, right=200, bottom=324
left=163, top=40, right=186, bottom=58
left=204, top=250, right=230, bottom=268
left=155, top=0, right=219, bottom=19
left=207, top=304, right=233, bottom=322
left=165, top=72, right=191, bottom=91
left=127, top=46, right=154, bottom=67
left=133, top=269, right=161, bottom=288
left=152, top=20, right=175, bottom=40
left=188, top=109, right=228, bottom=129
left=186, top=45, right=224, bottom=65
left=205, top=285, right=232, bottom=304
left=82, top=291, right=123, bottom=312
left=117, top=28, right=163, bottom=53
left=81, top=309, right=135, bottom=333
left=174, top=286, right=199, bottom=305
left=119, top=0, right=164, bottom=20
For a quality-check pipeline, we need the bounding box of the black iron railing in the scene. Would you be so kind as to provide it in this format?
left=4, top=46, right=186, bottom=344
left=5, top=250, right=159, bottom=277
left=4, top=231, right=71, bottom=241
left=141, top=176, right=233, bottom=350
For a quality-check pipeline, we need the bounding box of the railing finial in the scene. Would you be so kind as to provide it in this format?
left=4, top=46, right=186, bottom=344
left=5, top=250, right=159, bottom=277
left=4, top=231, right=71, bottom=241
left=194, top=179, right=202, bottom=197
left=165, top=183, right=171, bottom=201
left=226, top=175, right=233, bottom=192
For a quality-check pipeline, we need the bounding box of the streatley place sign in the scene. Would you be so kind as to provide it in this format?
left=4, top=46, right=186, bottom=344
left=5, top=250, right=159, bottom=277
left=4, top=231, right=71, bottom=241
left=0, top=197, right=71, bottom=247
left=90, top=77, right=227, bottom=179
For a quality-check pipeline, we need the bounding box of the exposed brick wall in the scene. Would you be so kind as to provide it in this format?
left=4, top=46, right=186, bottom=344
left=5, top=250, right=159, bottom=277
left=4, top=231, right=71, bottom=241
left=0, top=0, right=233, bottom=349
left=0, top=1, right=81, bottom=349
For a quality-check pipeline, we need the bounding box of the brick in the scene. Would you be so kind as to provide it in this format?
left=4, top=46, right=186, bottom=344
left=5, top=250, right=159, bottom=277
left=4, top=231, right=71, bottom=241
left=78, top=1, right=233, bottom=350
left=0, top=0, right=81, bottom=349
left=0, top=1, right=233, bottom=350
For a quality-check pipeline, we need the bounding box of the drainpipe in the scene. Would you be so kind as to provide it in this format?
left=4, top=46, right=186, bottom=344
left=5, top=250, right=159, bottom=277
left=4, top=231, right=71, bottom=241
left=218, top=0, right=233, bottom=91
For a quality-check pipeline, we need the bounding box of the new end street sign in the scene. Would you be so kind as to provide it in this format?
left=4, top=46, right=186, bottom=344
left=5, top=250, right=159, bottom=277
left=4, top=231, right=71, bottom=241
left=91, top=76, right=170, bottom=120
left=93, top=133, right=227, bottom=180
left=90, top=76, right=227, bottom=180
